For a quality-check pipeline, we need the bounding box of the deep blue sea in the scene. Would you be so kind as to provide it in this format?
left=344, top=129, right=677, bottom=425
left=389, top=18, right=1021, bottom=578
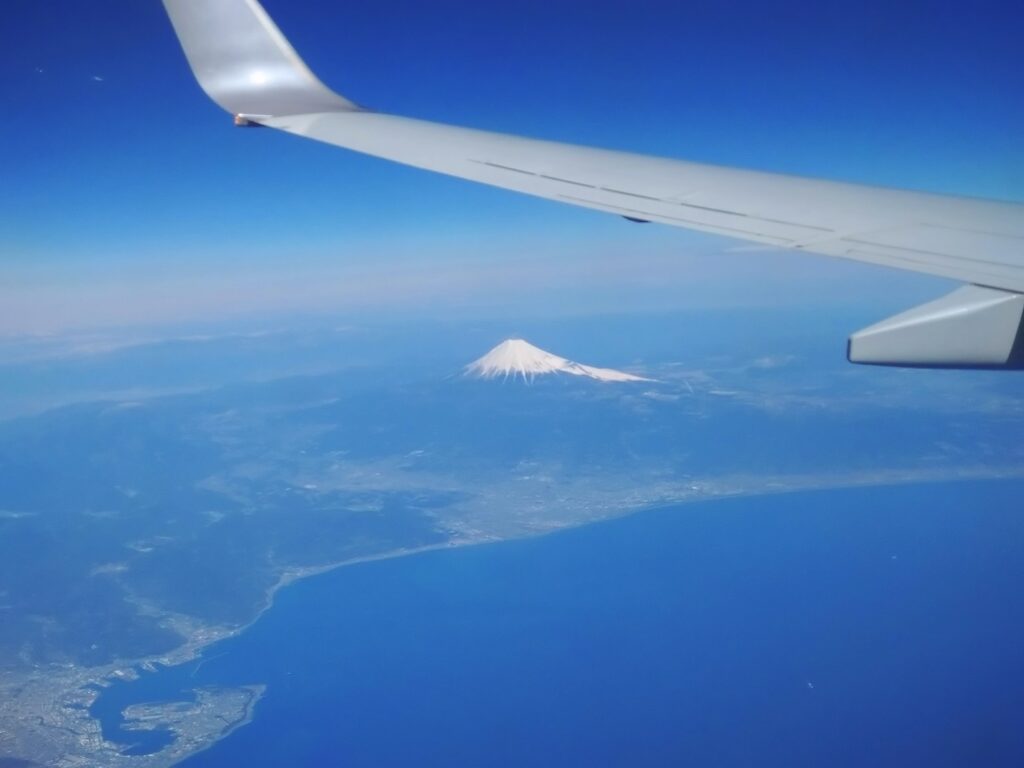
left=94, top=480, right=1024, bottom=767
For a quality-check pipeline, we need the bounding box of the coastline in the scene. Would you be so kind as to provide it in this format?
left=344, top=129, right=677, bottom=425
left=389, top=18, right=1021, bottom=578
left=6, top=464, right=1024, bottom=767
left=134, top=461, right=1024, bottom=690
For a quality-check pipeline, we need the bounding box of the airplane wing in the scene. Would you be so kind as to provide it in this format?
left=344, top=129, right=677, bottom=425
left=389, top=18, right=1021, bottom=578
left=162, top=0, right=1024, bottom=370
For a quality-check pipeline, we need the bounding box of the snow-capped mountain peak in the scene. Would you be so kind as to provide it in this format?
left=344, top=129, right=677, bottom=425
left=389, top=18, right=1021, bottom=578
left=465, top=339, right=651, bottom=383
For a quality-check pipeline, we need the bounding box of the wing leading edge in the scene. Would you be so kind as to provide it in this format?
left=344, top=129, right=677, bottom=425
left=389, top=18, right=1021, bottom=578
left=161, top=0, right=1024, bottom=370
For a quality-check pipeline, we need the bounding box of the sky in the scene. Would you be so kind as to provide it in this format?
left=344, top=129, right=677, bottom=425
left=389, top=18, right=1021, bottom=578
left=2, top=0, right=1022, bottom=334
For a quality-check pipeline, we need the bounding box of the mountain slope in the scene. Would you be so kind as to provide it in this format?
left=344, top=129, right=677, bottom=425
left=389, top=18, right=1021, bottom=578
left=465, top=339, right=651, bottom=383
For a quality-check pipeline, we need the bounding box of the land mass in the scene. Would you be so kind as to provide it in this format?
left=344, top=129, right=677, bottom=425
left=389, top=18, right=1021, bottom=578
left=3, top=465, right=1023, bottom=767
left=3, top=329, right=1024, bottom=766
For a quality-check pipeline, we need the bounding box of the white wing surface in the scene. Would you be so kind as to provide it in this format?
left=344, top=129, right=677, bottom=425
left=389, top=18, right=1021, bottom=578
left=162, top=0, right=1024, bottom=369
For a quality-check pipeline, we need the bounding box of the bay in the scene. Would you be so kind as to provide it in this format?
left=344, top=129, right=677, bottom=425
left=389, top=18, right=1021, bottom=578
left=96, top=480, right=1024, bottom=767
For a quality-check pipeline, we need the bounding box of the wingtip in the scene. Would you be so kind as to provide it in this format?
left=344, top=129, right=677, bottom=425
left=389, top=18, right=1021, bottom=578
left=163, top=0, right=356, bottom=117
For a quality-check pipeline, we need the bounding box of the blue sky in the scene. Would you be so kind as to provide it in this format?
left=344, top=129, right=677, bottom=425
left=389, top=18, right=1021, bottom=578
left=2, top=0, right=1022, bottom=333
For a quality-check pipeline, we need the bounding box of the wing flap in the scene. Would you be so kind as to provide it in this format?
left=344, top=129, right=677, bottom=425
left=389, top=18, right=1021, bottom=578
left=848, top=285, right=1024, bottom=369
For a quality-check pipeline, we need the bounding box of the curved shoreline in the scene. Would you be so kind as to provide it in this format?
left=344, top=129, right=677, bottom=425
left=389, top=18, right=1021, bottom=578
left=6, top=466, right=1024, bottom=767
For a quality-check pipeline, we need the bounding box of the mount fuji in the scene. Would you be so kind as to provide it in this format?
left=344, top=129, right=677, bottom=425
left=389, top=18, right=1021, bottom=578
left=465, top=339, right=652, bottom=383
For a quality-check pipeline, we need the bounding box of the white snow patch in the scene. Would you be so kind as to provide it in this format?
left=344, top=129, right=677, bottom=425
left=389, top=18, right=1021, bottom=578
left=465, top=339, right=652, bottom=383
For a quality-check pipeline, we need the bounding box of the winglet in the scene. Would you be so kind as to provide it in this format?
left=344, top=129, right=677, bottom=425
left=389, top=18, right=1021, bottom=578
left=162, top=0, right=357, bottom=119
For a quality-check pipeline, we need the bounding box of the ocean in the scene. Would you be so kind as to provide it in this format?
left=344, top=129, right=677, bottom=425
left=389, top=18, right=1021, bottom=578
left=94, top=480, right=1024, bottom=767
